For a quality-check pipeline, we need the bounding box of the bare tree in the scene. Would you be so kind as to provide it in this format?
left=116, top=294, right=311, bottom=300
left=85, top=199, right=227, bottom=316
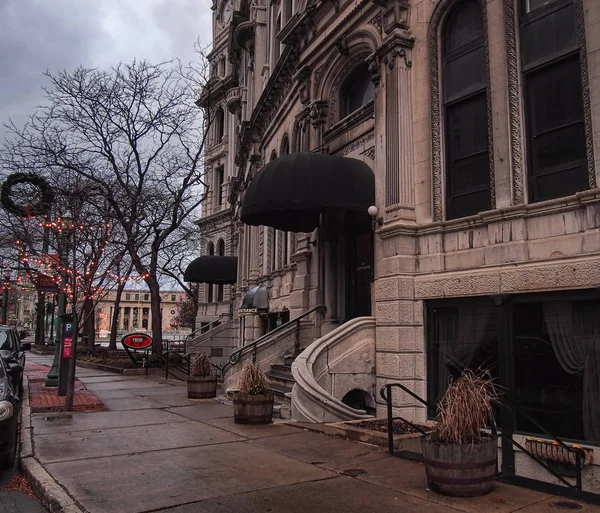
left=2, top=56, right=212, bottom=353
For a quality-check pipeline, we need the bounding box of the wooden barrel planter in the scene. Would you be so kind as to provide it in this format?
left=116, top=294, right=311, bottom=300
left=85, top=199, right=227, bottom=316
left=421, top=436, right=497, bottom=497
left=187, top=376, right=218, bottom=399
left=233, top=393, right=274, bottom=424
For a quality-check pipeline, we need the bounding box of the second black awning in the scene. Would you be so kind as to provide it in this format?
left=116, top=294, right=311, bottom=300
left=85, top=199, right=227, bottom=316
left=183, top=256, right=238, bottom=284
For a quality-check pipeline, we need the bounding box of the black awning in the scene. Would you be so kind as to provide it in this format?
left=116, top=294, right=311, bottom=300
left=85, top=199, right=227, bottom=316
left=183, top=256, right=238, bottom=284
left=240, top=285, right=269, bottom=313
left=240, top=153, right=375, bottom=232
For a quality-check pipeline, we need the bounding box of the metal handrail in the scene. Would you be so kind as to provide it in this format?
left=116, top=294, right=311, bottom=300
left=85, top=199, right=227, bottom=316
left=223, top=305, right=326, bottom=373
left=379, top=383, right=435, bottom=454
left=379, top=381, right=586, bottom=492
left=185, top=313, right=230, bottom=341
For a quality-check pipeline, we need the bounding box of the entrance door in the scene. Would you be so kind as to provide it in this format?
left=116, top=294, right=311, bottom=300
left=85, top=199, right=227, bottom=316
left=344, top=212, right=373, bottom=321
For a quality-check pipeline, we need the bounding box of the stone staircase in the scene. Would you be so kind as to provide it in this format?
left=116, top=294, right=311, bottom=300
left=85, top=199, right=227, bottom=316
left=266, top=354, right=298, bottom=419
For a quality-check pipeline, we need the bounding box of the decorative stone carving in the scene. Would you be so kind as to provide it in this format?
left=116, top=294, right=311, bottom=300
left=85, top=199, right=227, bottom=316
left=502, top=0, right=524, bottom=205
left=368, top=12, right=382, bottom=33
left=382, top=1, right=410, bottom=33
left=482, top=0, right=495, bottom=209
left=336, top=35, right=350, bottom=56
left=334, top=130, right=375, bottom=157
left=361, top=146, right=376, bottom=161
left=367, top=52, right=381, bottom=85
left=574, top=0, right=596, bottom=188
left=309, top=101, right=328, bottom=128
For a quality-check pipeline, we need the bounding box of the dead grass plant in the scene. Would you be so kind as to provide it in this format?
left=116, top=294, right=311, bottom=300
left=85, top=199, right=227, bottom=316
left=238, top=361, right=269, bottom=395
left=430, top=369, right=499, bottom=445
left=190, top=352, right=213, bottom=377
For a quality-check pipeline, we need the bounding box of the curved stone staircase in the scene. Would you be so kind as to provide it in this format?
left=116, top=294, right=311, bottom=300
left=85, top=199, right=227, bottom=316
left=291, top=316, right=377, bottom=423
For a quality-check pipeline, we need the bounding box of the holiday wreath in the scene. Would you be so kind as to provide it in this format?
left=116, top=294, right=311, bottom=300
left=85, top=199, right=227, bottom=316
left=0, top=172, right=54, bottom=217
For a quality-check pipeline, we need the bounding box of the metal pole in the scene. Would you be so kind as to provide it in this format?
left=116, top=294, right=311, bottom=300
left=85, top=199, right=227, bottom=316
left=47, top=232, right=68, bottom=389
left=49, top=296, right=55, bottom=343
left=2, top=280, right=8, bottom=324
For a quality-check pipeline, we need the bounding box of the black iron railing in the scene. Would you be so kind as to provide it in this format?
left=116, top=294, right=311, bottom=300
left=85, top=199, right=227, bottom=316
left=379, top=382, right=590, bottom=496
left=152, top=351, right=225, bottom=381
left=185, top=313, right=230, bottom=342
left=222, top=305, right=325, bottom=375
left=379, top=383, right=434, bottom=454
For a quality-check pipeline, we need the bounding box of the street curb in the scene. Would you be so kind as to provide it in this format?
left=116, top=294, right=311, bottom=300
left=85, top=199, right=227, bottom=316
left=19, top=376, right=85, bottom=513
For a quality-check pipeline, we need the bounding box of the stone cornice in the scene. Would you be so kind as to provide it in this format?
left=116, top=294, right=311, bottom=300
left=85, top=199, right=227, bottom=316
left=323, top=101, right=374, bottom=143
left=377, top=188, right=600, bottom=240
left=197, top=73, right=239, bottom=107
left=195, top=208, right=235, bottom=233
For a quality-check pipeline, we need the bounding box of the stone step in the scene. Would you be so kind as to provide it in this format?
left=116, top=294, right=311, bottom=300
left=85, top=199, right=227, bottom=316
left=268, top=382, right=293, bottom=398
left=272, top=402, right=291, bottom=419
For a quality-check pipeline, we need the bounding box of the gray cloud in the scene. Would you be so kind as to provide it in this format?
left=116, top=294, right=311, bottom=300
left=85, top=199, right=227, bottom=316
left=0, top=0, right=212, bottom=138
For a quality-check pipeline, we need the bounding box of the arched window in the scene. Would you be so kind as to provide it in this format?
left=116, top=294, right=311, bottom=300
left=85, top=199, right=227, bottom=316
left=442, top=0, right=491, bottom=219
left=270, top=150, right=277, bottom=161
left=339, top=62, right=374, bottom=119
left=520, top=0, right=588, bottom=201
left=207, top=242, right=215, bottom=302
left=217, top=239, right=225, bottom=302
left=280, top=134, right=289, bottom=156
left=215, top=107, right=225, bottom=143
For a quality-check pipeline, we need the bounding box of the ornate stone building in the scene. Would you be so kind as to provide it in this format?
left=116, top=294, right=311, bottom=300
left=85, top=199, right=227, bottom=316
left=187, top=0, right=600, bottom=492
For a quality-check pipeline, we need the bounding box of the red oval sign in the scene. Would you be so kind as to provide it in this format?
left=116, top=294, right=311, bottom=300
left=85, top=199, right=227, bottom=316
left=121, top=333, right=153, bottom=350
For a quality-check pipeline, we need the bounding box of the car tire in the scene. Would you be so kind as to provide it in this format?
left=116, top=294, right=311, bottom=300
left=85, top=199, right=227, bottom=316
left=0, top=419, right=18, bottom=472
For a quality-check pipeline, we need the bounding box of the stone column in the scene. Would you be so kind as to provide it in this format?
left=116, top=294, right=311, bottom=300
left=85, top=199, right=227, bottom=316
left=321, top=240, right=338, bottom=334
left=381, top=46, right=415, bottom=221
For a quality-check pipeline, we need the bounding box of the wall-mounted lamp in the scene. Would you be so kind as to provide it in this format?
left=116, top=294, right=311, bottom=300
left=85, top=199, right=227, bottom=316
left=368, top=205, right=383, bottom=229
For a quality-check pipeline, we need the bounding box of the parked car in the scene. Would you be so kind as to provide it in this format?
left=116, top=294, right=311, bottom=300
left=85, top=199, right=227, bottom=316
left=0, top=325, right=29, bottom=395
left=0, top=356, right=21, bottom=470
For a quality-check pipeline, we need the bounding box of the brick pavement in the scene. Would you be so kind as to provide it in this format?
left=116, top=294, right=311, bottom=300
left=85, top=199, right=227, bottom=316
left=25, top=361, right=106, bottom=413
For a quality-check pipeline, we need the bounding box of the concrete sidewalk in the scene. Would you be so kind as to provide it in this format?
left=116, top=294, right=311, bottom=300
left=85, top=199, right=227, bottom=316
left=22, top=353, right=600, bottom=513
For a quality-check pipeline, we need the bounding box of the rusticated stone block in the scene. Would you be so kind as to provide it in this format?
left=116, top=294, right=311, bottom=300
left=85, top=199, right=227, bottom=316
left=500, top=259, right=600, bottom=293
left=376, top=327, right=401, bottom=352
left=443, top=273, right=500, bottom=297
left=376, top=302, right=400, bottom=324
left=374, top=278, right=399, bottom=301
left=376, top=353, right=400, bottom=378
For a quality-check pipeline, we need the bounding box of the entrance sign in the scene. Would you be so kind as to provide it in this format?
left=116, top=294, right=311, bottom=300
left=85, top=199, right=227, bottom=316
left=122, top=332, right=153, bottom=350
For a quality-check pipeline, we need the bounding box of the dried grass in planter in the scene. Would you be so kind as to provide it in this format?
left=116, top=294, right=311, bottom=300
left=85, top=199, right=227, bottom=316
left=238, top=361, right=269, bottom=395
left=190, top=352, right=213, bottom=377
left=430, top=370, right=499, bottom=445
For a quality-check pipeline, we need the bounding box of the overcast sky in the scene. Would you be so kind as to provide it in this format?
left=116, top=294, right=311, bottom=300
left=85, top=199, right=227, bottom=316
left=0, top=0, right=213, bottom=139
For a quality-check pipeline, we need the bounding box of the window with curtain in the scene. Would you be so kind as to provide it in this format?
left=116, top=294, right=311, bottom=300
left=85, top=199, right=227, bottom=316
left=520, top=0, right=587, bottom=202
left=513, top=300, right=600, bottom=442
left=427, top=302, right=498, bottom=417
left=339, top=62, right=374, bottom=119
left=442, top=0, right=491, bottom=220
left=207, top=242, right=214, bottom=302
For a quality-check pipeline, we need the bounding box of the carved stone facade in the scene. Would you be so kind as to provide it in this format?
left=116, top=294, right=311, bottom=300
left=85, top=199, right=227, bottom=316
left=198, top=0, right=600, bottom=479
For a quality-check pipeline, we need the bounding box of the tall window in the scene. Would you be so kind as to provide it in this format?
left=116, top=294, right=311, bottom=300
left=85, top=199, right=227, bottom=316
left=207, top=242, right=214, bottom=302
left=442, top=0, right=491, bottom=219
left=214, top=107, right=225, bottom=143
left=339, top=62, right=374, bottom=119
left=280, top=134, right=289, bottom=156
left=215, top=166, right=225, bottom=207
left=520, top=0, right=587, bottom=202
left=217, top=239, right=225, bottom=302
